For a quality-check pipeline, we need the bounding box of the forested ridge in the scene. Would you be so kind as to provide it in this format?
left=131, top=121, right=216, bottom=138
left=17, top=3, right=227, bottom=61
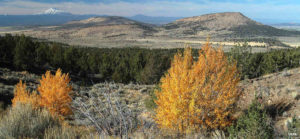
left=1, top=34, right=300, bottom=84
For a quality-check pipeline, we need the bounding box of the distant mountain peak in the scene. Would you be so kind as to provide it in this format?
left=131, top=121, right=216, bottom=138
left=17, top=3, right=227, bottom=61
left=38, top=8, right=69, bottom=15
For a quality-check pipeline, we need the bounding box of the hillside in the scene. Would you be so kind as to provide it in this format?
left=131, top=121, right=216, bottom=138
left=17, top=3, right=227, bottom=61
left=165, top=12, right=257, bottom=31
left=128, top=14, right=181, bottom=25
left=162, top=12, right=300, bottom=38
left=23, top=16, right=157, bottom=47
left=14, top=12, right=300, bottom=48
left=62, top=16, right=150, bottom=28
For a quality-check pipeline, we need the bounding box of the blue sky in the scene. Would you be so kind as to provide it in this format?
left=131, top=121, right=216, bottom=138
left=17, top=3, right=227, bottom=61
left=0, top=0, right=300, bottom=23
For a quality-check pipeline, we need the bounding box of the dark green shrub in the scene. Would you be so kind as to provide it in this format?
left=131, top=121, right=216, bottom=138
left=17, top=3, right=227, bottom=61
left=228, top=99, right=274, bottom=139
left=144, top=85, right=159, bottom=110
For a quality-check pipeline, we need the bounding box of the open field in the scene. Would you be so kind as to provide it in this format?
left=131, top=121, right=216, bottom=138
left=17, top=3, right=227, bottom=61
left=0, top=27, right=33, bottom=34
left=278, top=36, right=300, bottom=48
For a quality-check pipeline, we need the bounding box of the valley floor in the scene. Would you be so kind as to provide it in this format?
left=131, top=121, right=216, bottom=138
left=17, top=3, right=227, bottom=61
left=0, top=26, right=298, bottom=51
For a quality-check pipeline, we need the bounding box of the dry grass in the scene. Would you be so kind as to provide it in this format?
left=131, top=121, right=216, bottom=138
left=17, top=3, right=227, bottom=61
left=0, top=103, right=60, bottom=138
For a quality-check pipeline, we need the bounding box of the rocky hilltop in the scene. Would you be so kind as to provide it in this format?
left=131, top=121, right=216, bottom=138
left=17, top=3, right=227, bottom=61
left=163, top=12, right=300, bottom=38
left=166, top=12, right=258, bottom=31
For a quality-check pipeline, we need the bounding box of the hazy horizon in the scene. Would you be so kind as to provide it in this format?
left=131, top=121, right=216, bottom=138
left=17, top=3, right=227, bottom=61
left=1, top=0, right=300, bottom=23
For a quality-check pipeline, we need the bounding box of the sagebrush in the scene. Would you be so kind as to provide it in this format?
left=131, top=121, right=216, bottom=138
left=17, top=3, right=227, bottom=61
left=0, top=103, right=60, bottom=138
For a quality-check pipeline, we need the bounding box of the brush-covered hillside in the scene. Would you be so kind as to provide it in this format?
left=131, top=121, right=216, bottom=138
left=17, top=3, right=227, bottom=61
left=162, top=12, right=300, bottom=38
left=14, top=12, right=300, bottom=48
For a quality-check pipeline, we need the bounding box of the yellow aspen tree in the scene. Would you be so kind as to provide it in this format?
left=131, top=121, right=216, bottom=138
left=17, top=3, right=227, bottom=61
left=190, top=41, right=240, bottom=130
left=37, top=69, right=73, bottom=118
left=155, top=41, right=240, bottom=133
left=155, top=47, right=195, bottom=132
left=11, top=80, right=40, bottom=108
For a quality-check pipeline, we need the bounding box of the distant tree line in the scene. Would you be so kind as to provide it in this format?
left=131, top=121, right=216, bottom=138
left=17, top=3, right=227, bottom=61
left=1, top=34, right=300, bottom=84
left=229, top=43, right=300, bottom=79
left=0, top=34, right=175, bottom=84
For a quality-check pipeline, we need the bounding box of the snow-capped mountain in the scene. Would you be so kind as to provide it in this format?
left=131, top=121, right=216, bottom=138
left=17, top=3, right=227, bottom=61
left=44, top=8, right=64, bottom=15
left=38, top=8, right=70, bottom=15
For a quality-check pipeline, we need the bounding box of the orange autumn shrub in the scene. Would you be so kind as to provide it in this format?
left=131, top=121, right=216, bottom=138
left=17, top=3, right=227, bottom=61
left=155, top=41, right=240, bottom=133
left=12, top=80, right=40, bottom=108
left=38, top=69, right=73, bottom=118
left=12, top=69, right=73, bottom=120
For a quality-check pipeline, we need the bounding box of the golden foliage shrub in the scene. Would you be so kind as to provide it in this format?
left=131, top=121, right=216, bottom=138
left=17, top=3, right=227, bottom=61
left=155, top=42, right=240, bottom=133
left=12, top=69, right=73, bottom=119
left=38, top=69, right=73, bottom=118
left=12, top=80, right=40, bottom=108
